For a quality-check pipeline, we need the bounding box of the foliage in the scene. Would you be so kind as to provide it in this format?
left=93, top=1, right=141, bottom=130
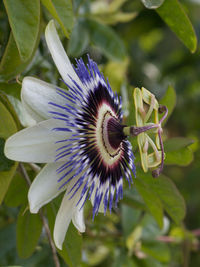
left=0, top=0, right=200, bottom=266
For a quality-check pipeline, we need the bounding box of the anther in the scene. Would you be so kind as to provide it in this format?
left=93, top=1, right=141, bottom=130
left=138, top=107, right=146, bottom=119
left=143, top=139, right=149, bottom=153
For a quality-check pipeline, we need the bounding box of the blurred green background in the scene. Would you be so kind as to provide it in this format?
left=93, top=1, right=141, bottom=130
left=0, top=0, right=200, bottom=266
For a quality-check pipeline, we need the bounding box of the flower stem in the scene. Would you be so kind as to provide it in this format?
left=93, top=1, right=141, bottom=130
left=19, top=163, right=60, bottom=267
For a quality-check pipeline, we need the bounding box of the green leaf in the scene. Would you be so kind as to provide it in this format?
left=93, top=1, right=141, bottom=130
left=164, top=137, right=194, bottom=152
left=0, top=82, right=21, bottom=99
left=3, top=0, right=40, bottom=61
left=0, top=97, right=18, bottom=138
left=141, top=241, right=170, bottom=262
left=122, top=194, right=147, bottom=211
left=160, top=85, right=176, bottom=123
left=141, top=214, right=165, bottom=240
left=0, top=30, right=40, bottom=81
left=0, top=100, right=18, bottom=204
left=0, top=84, right=25, bottom=129
left=17, top=207, right=43, bottom=258
left=4, top=172, right=28, bottom=207
left=0, top=90, right=21, bottom=130
left=123, top=187, right=147, bottom=211
left=0, top=138, right=14, bottom=171
left=165, top=146, right=193, bottom=166
left=139, top=172, right=186, bottom=224
left=121, top=204, right=141, bottom=237
left=86, top=19, right=126, bottom=61
left=0, top=162, right=18, bottom=205
left=0, top=223, right=16, bottom=259
left=112, top=249, right=138, bottom=267
left=134, top=256, right=167, bottom=267
left=41, top=0, right=74, bottom=38
left=134, top=176, right=164, bottom=228
left=67, top=20, right=89, bottom=57
left=0, top=33, right=28, bottom=81
left=155, top=175, right=186, bottom=224
left=156, top=0, right=197, bottom=53
left=164, top=137, right=194, bottom=166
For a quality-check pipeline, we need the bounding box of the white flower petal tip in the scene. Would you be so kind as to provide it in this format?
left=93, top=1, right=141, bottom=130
left=21, top=77, right=67, bottom=122
left=4, top=139, right=14, bottom=162
left=29, top=204, right=39, bottom=214
left=53, top=188, right=84, bottom=250
left=28, top=163, right=66, bottom=214
left=45, top=20, right=83, bottom=90
left=4, top=119, right=64, bottom=163
left=21, top=77, right=48, bottom=122
left=4, top=133, right=27, bottom=162
left=55, top=240, right=62, bottom=251
left=72, top=206, right=86, bottom=233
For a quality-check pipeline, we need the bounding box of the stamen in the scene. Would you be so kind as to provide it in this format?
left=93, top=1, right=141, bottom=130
left=143, top=139, right=149, bottom=153
left=138, top=107, right=146, bottom=119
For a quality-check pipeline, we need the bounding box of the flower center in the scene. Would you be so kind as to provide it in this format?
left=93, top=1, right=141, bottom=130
left=95, top=102, right=126, bottom=166
left=102, top=112, right=124, bottom=157
left=107, top=117, right=126, bottom=150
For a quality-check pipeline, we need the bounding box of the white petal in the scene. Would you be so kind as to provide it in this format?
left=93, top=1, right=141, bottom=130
left=53, top=189, right=83, bottom=250
left=4, top=119, right=69, bottom=163
left=19, top=102, right=37, bottom=127
left=7, top=95, right=36, bottom=127
left=72, top=202, right=85, bottom=233
left=45, top=20, right=83, bottom=90
left=21, top=77, right=67, bottom=122
left=28, top=162, right=66, bottom=213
